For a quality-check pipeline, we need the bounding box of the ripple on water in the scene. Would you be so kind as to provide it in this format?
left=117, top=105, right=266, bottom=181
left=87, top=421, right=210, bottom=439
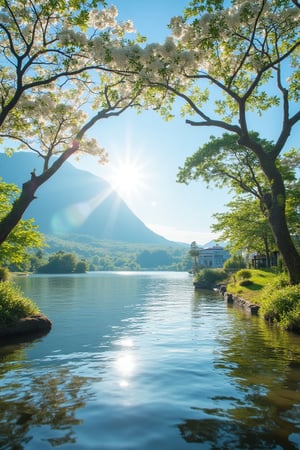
left=2, top=272, right=300, bottom=450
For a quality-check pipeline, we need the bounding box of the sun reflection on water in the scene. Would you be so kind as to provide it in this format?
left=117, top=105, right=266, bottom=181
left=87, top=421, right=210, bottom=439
left=115, top=338, right=136, bottom=387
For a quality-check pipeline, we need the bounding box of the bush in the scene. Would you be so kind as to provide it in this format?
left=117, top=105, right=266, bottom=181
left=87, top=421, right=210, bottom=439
left=194, top=268, right=227, bottom=289
left=75, top=260, right=88, bottom=273
left=224, top=255, right=246, bottom=270
left=259, top=283, right=300, bottom=331
left=0, top=282, right=40, bottom=325
left=236, top=269, right=252, bottom=280
left=0, top=267, right=10, bottom=282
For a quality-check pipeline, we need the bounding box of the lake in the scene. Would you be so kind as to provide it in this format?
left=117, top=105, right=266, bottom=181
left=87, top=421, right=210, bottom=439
left=1, top=271, right=300, bottom=449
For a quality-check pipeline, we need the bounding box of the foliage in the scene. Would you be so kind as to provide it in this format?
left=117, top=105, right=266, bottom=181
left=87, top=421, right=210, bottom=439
left=0, top=180, right=45, bottom=267
left=259, top=284, right=300, bottom=332
left=118, top=0, right=300, bottom=284
left=35, top=235, right=192, bottom=272
left=227, top=269, right=278, bottom=300
left=223, top=254, right=246, bottom=270
left=176, top=133, right=300, bottom=283
left=211, top=196, right=277, bottom=257
left=206, top=149, right=299, bottom=261
left=0, top=267, right=10, bottom=281
left=189, top=241, right=200, bottom=272
left=75, top=260, right=89, bottom=273
left=0, top=0, right=144, bottom=246
left=194, top=268, right=227, bottom=289
left=236, top=269, right=252, bottom=281
left=0, top=281, right=39, bottom=325
left=136, top=249, right=174, bottom=268
left=37, top=251, right=86, bottom=273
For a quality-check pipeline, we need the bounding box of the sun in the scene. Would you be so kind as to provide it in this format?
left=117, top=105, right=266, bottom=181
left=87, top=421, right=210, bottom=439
left=109, top=157, right=147, bottom=199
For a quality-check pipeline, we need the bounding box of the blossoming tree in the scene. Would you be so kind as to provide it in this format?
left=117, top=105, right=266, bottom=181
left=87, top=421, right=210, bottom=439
left=113, top=0, right=300, bottom=284
left=0, top=0, right=141, bottom=245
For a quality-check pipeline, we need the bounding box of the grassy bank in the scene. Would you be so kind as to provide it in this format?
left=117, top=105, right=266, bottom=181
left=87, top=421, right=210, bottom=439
left=0, top=281, right=40, bottom=326
left=226, top=269, right=300, bottom=333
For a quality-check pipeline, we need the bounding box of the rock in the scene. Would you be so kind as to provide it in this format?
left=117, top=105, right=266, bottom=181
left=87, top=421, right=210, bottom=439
left=224, top=293, right=260, bottom=315
left=0, top=314, right=52, bottom=338
left=224, top=292, right=233, bottom=304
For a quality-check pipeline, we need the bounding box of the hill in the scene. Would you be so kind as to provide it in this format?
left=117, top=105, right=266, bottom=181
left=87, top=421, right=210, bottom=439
left=0, top=152, right=173, bottom=245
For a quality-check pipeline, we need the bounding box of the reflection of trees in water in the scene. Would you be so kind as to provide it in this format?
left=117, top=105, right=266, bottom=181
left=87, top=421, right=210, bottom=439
left=0, top=367, right=99, bottom=448
left=179, top=300, right=300, bottom=449
left=177, top=416, right=299, bottom=450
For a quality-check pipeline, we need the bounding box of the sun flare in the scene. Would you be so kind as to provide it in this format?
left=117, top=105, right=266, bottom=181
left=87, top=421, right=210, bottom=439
left=110, top=157, right=147, bottom=199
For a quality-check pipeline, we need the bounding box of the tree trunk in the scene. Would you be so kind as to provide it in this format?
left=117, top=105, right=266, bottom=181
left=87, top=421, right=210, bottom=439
left=0, top=145, right=78, bottom=246
left=261, top=159, right=300, bottom=285
left=263, top=234, right=271, bottom=268
left=268, top=199, right=300, bottom=284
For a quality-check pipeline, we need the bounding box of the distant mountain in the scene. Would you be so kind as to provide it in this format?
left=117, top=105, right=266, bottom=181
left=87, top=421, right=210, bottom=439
left=0, top=152, right=172, bottom=245
left=202, top=240, right=227, bottom=248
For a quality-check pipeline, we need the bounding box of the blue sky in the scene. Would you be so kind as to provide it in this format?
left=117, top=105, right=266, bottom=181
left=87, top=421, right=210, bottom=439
left=70, top=1, right=298, bottom=245
left=72, top=0, right=233, bottom=245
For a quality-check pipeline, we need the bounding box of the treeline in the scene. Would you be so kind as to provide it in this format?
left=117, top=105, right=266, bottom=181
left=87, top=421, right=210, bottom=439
left=9, top=242, right=192, bottom=273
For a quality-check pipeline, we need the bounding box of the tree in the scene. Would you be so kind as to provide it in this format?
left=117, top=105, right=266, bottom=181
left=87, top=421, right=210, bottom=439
left=178, top=133, right=300, bottom=271
left=209, top=145, right=300, bottom=261
left=211, top=196, right=276, bottom=266
left=0, top=0, right=141, bottom=245
left=189, top=241, right=200, bottom=273
left=119, top=0, right=300, bottom=283
left=75, top=260, right=89, bottom=273
left=223, top=254, right=246, bottom=271
left=38, top=251, right=78, bottom=273
left=136, top=249, right=173, bottom=268
left=0, top=180, right=44, bottom=268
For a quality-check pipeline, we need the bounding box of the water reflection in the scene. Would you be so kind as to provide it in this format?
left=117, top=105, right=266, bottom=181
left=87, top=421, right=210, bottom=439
left=177, top=302, right=300, bottom=449
left=177, top=417, right=299, bottom=450
left=0, top=365, right=98, bottom=448
left=5, top=272, right=300, bottom=450
left=114, top=338, right=136, bottom=388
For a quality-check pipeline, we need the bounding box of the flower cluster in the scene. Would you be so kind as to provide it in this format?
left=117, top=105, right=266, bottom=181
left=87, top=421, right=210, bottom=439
left=58, top=27, right=88, bottom=47
left=89, top=6, right=118, bottom=29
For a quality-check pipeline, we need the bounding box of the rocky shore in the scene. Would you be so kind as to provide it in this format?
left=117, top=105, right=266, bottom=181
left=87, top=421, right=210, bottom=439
left=224, top=292, right=260, bottom=315
left=0, top=314, right=52, bottom=338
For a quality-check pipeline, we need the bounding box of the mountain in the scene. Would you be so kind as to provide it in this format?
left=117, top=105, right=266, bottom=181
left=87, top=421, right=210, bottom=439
left=202, top=240, right=227, bottom=248
left=0, top=152, right=172, bottom=245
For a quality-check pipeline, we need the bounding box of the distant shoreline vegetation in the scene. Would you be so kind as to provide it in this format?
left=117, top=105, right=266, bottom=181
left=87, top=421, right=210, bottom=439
left=9, top=237, right=193, bottom=273
left=35, top=247, right=190, bottom=273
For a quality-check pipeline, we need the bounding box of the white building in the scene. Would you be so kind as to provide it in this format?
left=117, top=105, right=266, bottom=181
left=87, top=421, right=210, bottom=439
left=198, top=245, right=230, bottom=268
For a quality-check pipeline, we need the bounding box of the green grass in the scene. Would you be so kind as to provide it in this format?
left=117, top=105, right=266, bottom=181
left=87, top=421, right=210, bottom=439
left=0, top=281, right=40, bottom=326
left=227, top=269, right=279, bottom=302
left=226, top=269, right=300, bottom=332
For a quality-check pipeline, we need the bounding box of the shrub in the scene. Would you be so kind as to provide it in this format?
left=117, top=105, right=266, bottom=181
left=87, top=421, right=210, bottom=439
left=224, top=254, right=246, bottom=270
left=0, top=267, right=10, bottom=282
left=194, top=268, right=227, bottom=288
left=75, top=260, right=88, bottom=273
left=236, top=269, right=252, bottom=280
left=259, top=284, right=300, bottom=331
left=0, top=282, right=40, bottom=325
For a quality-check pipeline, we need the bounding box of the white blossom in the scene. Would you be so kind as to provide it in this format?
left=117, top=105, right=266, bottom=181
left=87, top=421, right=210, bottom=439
left=58, top=28, right=87, bottom=47
left=89, top=6, right=118, bottom=30
left=169, top=16, right=185, bottom=39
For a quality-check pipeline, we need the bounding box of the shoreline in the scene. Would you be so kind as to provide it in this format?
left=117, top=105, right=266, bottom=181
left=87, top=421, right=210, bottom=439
left=0, top=313, right=52, bottom=339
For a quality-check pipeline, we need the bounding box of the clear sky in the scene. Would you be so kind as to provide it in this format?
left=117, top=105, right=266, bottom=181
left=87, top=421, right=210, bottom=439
left=70, top=1, right=297, bottom=246
left=71, top=0, right=232, bottom=245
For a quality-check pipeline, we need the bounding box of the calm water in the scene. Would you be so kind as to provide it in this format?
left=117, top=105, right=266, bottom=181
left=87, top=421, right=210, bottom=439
left=0, top=271, right=300, bottom=450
